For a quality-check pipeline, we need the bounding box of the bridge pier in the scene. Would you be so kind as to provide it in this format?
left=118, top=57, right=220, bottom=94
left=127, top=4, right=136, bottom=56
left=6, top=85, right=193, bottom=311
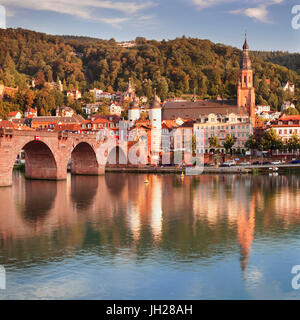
left=71, top=162, right=105, bottom=176
left=0, top=170, right=13, bottom=187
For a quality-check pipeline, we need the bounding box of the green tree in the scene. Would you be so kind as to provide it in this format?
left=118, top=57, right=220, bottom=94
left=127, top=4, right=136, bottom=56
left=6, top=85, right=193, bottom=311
left=261, top=129, right=283, bottom=151
left=245, top=134, right=261, bottom=152
left=282, top=108, right=299, bottom=115
left=222, top=134, right=236, bottom=154
left=209, top=136, right=220, bottom=152
left=287, top=133, right=300, bottom=152
left=82, top=91, right=96, bottom=104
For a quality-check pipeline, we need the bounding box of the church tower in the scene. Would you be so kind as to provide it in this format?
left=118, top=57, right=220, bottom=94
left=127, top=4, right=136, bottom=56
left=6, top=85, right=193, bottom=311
left=128, top=96, right=140, bottom=129
left=237, top=34, right=255, bottom=126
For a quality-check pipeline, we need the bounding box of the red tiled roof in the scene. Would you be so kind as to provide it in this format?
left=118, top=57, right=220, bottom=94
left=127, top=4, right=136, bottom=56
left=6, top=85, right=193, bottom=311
left=8, top=111, right=20, bottom=116
left=0, top=120, right=16, bottom=128
left=278, top=115, right=300, bottom=121
left=92, top=118, right=110, bottom=124
left=53, top=124, right=81, bottom=132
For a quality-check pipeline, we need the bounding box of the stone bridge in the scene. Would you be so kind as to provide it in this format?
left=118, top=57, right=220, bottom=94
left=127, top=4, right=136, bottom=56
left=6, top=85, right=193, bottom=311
left=0, top=129, right=129, bottom=187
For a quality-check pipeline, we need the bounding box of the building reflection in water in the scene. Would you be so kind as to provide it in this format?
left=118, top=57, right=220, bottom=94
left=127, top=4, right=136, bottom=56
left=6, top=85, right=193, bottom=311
left=1, top=172, right=300, bottom=276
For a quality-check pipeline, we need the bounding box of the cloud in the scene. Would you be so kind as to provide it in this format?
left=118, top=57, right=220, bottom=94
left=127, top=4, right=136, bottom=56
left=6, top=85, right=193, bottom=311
left=0, top=0, right=155, bottom=27
left=230, top=5, right=270, bottom=23
left=192, top=0, right=284, bottom=23
left=192, top=0, right=234, bottom=10
left=230, top=1, right=284, bottom=23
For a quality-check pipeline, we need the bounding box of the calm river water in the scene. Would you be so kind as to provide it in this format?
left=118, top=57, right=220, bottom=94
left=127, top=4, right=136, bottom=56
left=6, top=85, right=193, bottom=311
left=0, top=171, right=300, bottom=299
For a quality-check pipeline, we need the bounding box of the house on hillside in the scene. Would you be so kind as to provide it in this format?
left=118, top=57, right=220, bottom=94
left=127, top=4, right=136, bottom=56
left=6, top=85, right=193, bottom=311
left=8, top=111, right=22, bottom=121
left=283, top=82, right=295, bottom=95
left=109, top=103, right=123, bottom=115
left=67, top=90, right=82, bottom=100
left=56, top=106, right=75, bottom=117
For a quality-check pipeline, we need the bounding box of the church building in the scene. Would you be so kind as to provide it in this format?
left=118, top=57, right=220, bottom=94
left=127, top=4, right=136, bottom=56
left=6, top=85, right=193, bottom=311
left=162, top=36, right=256, bottom=128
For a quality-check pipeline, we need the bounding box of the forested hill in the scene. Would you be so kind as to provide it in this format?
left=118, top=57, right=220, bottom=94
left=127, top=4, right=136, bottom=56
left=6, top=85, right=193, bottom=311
left=252, top=51, right=300, bottom=76
left=0, top=28, right=299, bottom=109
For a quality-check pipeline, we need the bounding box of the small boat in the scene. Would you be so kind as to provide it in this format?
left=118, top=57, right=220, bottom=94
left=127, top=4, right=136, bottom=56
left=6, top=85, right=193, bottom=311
left=269, top=172, right=279, bottom=177
left=269, top=167, right=278, bottom=172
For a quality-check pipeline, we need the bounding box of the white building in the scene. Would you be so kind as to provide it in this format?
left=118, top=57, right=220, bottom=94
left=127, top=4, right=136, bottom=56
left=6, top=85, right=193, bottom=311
left=67, top=90, right=82, bottom=100
left=149, top=93, right=162, bottom=161
left=193, top=113, right=253, bottom=153
left=89, top=88, right=103, bottom=101
left=8, top=111, right=22, bottom=120
left=259, top=111, right=281, bottom=121
left=83, top=103, right=101, bottom=115
left=109, top=103, right=122, bottom=116
left=128, top=97, right=140, bottom=129
left=255, top=105, right=270, bottom=114
left=281, top=101, right=296, bottom=112
left=56, top=106, right=75, bottom=117
left=283, top=82, right=295, bottom=95
left=271, top=115, right=300, bottom=143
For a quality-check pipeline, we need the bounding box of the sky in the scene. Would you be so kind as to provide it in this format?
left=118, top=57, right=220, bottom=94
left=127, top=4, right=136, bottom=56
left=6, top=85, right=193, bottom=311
left=0, top=0, right=299, bottom=52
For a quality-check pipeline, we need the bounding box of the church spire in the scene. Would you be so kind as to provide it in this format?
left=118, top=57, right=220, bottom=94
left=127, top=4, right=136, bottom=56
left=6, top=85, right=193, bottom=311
left=243, top=32, right=249, bottom=50
left=241, top=33, right=251, bottom=70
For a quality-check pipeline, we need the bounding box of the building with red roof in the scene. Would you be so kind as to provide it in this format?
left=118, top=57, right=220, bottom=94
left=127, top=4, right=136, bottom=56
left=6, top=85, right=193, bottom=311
left=8, top=111, right=22, bottom=120
left=270, top=114, right=300, bottom=142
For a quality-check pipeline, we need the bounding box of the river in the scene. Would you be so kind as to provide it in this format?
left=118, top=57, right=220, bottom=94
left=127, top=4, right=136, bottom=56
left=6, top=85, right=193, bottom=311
left=0, top=171, right=300, bottom=299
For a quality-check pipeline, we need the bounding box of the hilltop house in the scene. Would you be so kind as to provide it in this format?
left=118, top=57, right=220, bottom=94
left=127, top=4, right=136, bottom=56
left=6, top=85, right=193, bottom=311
left=8, top=111, right=22, bottom=120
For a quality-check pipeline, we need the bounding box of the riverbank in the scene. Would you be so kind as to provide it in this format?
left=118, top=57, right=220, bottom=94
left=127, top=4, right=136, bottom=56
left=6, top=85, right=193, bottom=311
left=106, top=164, right=300, bottom=175
left=105, top=166, right=252, bottom=174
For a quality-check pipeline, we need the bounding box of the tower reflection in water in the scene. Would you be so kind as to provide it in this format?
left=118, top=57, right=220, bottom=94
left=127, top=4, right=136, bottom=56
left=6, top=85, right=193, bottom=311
left=1, top=172, right=300, bottom=276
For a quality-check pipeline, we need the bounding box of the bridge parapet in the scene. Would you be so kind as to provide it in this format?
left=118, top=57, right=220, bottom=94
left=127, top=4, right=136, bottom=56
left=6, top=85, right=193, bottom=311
left=0, top=128, right=14, bottom=138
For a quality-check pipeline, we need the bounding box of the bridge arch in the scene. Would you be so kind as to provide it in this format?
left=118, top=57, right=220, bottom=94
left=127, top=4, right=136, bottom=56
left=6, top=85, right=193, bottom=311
left=71, top=142, right=101, bottom=175
left=0, top=131, right=73, bottom=187
left=22, top=140, right=58, bottom=180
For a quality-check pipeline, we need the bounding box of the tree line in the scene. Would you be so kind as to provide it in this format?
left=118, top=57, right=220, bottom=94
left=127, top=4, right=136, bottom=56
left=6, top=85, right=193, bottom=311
left=0, top=28, right=299, bottom=119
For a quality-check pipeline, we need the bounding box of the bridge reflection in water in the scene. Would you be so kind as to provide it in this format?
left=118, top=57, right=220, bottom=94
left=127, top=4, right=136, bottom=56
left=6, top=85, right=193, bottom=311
left=1, top=172, right=300, bottom=299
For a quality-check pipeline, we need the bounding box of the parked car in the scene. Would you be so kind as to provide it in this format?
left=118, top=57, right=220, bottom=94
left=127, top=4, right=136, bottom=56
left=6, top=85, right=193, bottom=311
left=222, top=160, right=236, bottom=167
left=252, top=161, right=261, bottom=165
left=271, top=160, right=281, bottom=165
left=240, top=162, right=251, bottom=166
left=262, top=161, right=271, bottom=165
left=289, top=160, right=300, bottom=164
